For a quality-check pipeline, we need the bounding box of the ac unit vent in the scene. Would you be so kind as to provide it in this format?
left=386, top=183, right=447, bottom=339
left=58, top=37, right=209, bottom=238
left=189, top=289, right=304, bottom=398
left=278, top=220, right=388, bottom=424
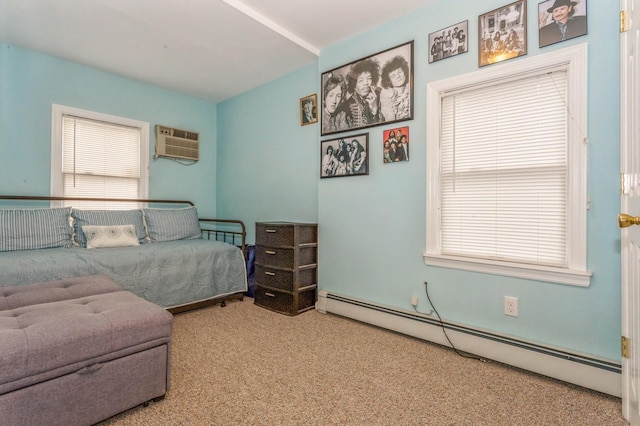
left=155, top=125, right=199, bottom=161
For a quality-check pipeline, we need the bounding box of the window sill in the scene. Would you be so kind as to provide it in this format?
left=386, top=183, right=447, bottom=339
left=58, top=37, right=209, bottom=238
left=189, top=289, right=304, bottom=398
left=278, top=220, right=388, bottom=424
left=424, top=253, right=592, bottom=287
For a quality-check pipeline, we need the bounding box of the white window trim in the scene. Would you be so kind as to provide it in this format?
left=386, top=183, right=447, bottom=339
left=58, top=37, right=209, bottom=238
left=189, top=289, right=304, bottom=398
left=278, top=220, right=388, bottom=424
left=425, top=43, right=591, bottom=287
left=51, top=104, right=150, bottom=200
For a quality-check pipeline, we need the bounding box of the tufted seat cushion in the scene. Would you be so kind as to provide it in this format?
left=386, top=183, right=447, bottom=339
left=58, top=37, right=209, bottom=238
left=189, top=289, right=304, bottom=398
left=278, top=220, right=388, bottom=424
left=0, top=274, right=122, bottom=310
left=0, top=286, right=173, bottom=395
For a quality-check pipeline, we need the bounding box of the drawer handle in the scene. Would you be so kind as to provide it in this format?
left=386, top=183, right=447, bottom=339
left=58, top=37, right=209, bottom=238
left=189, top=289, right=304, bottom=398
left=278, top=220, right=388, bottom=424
left=265, top=271, right=276, bottom=276
left=265, top=292, right=276, bottom=298
left=265, top=250, right=276, bottom=255
left=266, top=229, right=277, bottom=233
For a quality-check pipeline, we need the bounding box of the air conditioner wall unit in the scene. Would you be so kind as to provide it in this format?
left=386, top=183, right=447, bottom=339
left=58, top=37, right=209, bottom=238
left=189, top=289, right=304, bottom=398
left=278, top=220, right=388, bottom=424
left=155, top=125, right=199, bottom=161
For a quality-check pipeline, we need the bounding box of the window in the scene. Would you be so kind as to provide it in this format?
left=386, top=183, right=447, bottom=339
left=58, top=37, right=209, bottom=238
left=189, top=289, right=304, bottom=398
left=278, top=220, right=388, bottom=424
left=51, top=105, right=149, bottom=208
left=425, top=44, right=591, bottom=286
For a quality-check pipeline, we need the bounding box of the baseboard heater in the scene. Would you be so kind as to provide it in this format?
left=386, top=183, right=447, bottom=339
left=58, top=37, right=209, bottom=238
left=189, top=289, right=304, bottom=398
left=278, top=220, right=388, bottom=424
left=316, top=291, right=621, bottom=397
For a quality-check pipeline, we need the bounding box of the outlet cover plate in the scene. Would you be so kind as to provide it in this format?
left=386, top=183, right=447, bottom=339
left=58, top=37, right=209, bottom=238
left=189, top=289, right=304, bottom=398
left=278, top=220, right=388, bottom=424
left=504, top=296, right=518, bottom=317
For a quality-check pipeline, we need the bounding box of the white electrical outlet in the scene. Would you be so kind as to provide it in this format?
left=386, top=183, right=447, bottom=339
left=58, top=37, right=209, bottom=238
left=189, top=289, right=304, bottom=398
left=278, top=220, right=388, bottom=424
left=411, top=296, right=419, bottom=307
left=504, top=296, right=518, bottom=317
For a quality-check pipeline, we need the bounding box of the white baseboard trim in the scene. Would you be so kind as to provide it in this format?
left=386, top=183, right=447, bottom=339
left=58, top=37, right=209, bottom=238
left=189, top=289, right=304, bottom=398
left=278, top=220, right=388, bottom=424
left=316, top=291, right=621, bottom=397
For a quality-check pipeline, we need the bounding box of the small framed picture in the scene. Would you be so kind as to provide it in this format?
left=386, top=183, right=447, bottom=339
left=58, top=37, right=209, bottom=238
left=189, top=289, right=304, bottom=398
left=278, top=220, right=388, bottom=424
left=478, top=0, right=527, bottom=67
left=428, top=21, right=468, bottom=63
left=383, top=126, right=409, bottom=163
left=538, top=0, right=587, bottom=48
left=300, top=94, right=318, bottom=126
left=321, top=133, right=369, bottom=178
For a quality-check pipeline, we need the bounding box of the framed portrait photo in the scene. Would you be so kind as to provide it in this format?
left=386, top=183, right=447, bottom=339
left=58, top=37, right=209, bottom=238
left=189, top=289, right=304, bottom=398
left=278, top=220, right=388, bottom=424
left=428, top=21, right=469, bottom=64
left=320, top=41, right=414, bottom=136
left=320, top=133, right=369, bottom=178
left=538, top=0, right=587, bottom=48
left=383, top=126, right=409, bottom=163
left=300, top=94, right=318, bottom=126
left=478, top=0, right=527, bottom=67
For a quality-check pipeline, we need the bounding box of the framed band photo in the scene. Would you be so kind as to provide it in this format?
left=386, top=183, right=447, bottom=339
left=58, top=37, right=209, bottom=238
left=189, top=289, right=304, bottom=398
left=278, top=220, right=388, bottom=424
left=320, top=41, right=414, bottom=136
left=429, top=21, right=468, bottom=63
left=478, top=0, right=527, bottom=67
left=383, top=126, right=409, bottom=163
left=321, top=133, right=369, bottom=178
left=300, top=94, right=318, bottom=126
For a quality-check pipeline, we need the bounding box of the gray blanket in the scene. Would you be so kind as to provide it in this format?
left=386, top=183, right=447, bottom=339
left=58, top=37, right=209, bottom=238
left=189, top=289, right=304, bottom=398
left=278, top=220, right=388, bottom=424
left=0, top=240, right=247, bottom=308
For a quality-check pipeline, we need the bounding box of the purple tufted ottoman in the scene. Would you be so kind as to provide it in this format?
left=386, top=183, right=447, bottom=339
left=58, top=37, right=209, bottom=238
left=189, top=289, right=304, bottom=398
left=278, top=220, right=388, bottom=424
left=0, top=275, right=173, bottom=426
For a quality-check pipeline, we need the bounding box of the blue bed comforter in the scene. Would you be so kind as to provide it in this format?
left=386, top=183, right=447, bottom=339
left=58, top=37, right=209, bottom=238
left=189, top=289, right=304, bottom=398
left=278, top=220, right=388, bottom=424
left=0, top=240, right=247, bottom=309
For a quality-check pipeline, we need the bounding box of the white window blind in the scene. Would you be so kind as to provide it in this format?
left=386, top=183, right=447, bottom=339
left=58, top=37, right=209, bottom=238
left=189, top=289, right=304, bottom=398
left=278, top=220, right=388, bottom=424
left=426, top=44, right=590, bottom=286
left=51, top=104, right=149, bottom=210
left=61, top=115, right=142, bottom=203
left=440, top=70, right=568, bottom=267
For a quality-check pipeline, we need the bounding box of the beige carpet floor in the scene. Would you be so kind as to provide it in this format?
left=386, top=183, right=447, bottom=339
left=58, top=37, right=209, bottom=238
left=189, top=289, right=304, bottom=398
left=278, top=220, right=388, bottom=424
left=101, top=299, right=627, bottom=425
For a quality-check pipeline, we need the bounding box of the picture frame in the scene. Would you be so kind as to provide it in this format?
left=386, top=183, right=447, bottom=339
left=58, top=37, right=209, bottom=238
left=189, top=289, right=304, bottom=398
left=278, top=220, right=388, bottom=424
left=383, top=126, right=409, bottom=163
left=320, top=133, right=369, bottom=178
left=300, top=94, right=318, bottom=126
left=538, top=0, right=587, bottom=48
left=320, top=41, right=414, bottom=136
left=428, top=21, right=469, bottom=63
left=478, top=0, right=527, bottom=67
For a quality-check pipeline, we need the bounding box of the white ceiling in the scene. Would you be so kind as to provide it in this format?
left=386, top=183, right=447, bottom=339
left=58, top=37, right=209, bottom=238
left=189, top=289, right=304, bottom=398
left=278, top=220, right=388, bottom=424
left=0, top=0, right=436, bottom=103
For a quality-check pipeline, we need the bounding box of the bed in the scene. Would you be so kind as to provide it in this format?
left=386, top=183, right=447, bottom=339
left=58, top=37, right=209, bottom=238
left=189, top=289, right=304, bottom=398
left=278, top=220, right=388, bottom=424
left=0, top=195, right=248, bottom=313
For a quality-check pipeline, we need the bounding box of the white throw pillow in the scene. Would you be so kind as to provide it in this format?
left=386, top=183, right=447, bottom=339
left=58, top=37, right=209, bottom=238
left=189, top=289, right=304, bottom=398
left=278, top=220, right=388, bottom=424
left=82, top=224, right=140, bottom=249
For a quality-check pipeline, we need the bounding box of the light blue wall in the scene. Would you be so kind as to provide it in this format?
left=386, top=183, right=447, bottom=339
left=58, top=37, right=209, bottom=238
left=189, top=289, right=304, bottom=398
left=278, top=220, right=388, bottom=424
left=0, top=44, right=218, bottom=215
left=217, top=63, right=319, bottom=243
left=218, top=0, right=621, bottom=361
left=0, top=0, right=622, bottom=362
left=318, top=0, right=620, bottom=361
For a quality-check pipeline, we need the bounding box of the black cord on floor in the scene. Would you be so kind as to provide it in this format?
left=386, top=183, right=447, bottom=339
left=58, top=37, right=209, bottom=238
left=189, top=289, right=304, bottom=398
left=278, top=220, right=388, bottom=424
left=424, top=281, right=486, bottom=362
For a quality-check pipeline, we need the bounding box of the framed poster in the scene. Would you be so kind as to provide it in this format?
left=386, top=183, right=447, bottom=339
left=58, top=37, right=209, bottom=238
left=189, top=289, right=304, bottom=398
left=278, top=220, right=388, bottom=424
left=429, top=21, right=469, bottom=63
left=321, top=133, right=369, bottom=178
left=478, top=0, right=527, bottom=67
left=538, top=0, right=587, bottom=48
left=320, top=41, right=414, bottom=136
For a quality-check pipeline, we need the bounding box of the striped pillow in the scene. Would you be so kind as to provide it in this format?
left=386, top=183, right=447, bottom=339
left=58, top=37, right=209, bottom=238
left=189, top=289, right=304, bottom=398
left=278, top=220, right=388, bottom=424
left=72, top=209, right=148, bottom=247
left=143, top=207, right=202, bottom=242
left=0, top=207, right=74, bottom=252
